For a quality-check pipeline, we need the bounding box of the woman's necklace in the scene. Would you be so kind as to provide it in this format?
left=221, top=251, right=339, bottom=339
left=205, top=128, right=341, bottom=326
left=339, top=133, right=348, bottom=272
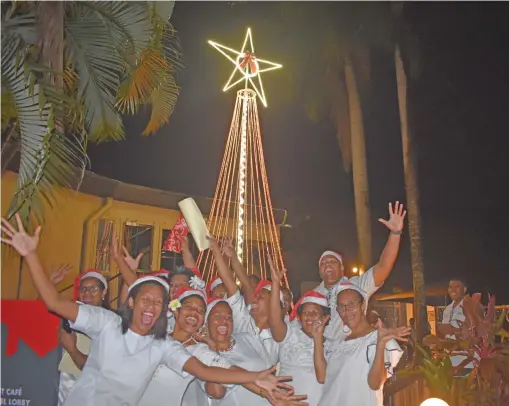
left=216, top=336, right=236, bottom=356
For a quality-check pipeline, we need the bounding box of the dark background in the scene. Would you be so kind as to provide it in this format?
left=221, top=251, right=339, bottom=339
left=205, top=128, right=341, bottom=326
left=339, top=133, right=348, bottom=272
left=88, top=2, right=509, bottom=302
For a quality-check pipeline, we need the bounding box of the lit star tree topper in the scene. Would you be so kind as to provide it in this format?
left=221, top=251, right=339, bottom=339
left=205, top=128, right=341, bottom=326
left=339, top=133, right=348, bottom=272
left=208, top=28, right=282, bottom=107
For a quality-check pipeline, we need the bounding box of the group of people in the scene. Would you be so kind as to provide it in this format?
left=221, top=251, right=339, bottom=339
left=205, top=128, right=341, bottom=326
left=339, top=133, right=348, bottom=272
left=1, top=201, right=413, bottom=406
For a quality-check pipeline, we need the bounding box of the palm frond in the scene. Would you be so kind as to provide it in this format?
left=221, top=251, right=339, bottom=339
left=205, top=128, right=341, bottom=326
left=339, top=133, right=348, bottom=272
left=142, top=72, right=179, bottom=136
left=78, top=1, right=151, bottom=60
left=1, top=5, right=37, bottom=45
left=150, top=0, right=175, bottom=22
left=1, top=35, right=88, bottom=226
left=116, top=48, right=170, bottom=115
left=65, top=6, right=124, bottom=142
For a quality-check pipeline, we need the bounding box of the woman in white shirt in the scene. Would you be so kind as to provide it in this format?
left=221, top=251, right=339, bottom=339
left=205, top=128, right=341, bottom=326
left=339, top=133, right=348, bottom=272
left=0, top=215, right=295, bottom=406
left=56, top=269, right=109, bottom=405
left=268, top=262, right=330, bottom=406
left=138, top=286, right=226, bottom=405
left=316, top=282, right=410, bottom=406
left=200, top=298, right=306, bottom=406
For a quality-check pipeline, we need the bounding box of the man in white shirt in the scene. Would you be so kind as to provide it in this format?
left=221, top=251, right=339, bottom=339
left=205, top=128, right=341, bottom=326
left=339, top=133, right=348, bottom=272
left=314, top=201, right=406, bottom=342
left=437, top=277, right=483, bottom=374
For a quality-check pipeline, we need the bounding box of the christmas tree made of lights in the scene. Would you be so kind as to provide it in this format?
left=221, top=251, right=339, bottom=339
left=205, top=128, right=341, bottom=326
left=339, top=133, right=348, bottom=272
left=198, top=28, right=289, bottom=287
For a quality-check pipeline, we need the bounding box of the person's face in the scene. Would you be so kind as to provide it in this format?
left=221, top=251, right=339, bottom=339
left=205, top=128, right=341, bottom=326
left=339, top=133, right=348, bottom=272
left=282, top=289, right=292, bottom=315
left=250, top=289, right=270, bottom=318
left=211, top=283, right=227, bottom=299
left=337, top=289, right=364, bottom=329
left=174, top=296, right=206, bottom=335
left=78, top=277, right=105, bottom=306
left=170, top=274, right=190, bottom=300
left=207, top=302, right=233, bottom=344
left=300, top=302, right=327, bottom=336
left=129, top=284, right=165, bottom=335
left=319, top=255, right=344, bottom=287
left=448, top=280, right=466, bottom=302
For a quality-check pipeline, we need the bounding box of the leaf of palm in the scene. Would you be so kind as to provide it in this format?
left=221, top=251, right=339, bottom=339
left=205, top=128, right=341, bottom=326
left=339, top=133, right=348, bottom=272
left=116, top=49, right=170, bottom=115
left=1, top=36, right=87, bottom=226
left=142, top=72, right=179, bottom=136
left=65, top=8, right=124, bottom=142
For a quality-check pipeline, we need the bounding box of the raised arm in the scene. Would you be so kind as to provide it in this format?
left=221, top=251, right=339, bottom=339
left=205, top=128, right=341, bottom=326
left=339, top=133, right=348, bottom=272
left=58, top=327, right=88, bottom=370
left=372, top=202, right=406, bottom=287
left=268, top=256, right=287, bottom=342
left=1, top=215, right=78, bottom=322
left=223, top=239, right=254, bottom=303
left=179, top=235, right=198, bottom=269
left=207, top=236, right=238, bottom=297
left=367, top=321, right=410, bottom=390
left=310, top=316, right=329, bottom=384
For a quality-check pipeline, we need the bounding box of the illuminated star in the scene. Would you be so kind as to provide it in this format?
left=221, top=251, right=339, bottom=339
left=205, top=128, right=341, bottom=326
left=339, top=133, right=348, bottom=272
left=208, top=28, right=282, bottom=107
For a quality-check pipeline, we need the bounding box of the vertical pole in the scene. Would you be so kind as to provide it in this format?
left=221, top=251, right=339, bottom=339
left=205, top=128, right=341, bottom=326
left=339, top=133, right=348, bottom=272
left=237, top=91, right=248, bottom=263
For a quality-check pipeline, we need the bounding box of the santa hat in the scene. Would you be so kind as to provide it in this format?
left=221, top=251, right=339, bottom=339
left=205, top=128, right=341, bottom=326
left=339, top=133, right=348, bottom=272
left=151, top=269, right=171, bottom=279
left=254, top=279, right=284, bottom=305
left=169, top=286, right=207, bottom=311
left=73, top=270, right=108, bottom=300
left=319, top=250, right=343, bottom=265
left=128, top=275, right=169, bottom=294
left=290, top=291, right=328, bottom=321
left=334, top=281, right=369, bottom=313
left=205, top=296, right=229, bottom=320
left=207, top=275, right=224, bottom=297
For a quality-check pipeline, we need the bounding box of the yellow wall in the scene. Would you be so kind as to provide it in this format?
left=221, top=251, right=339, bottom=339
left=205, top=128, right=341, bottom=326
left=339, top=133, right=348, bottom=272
left=1, top=171, right=280, bottom=300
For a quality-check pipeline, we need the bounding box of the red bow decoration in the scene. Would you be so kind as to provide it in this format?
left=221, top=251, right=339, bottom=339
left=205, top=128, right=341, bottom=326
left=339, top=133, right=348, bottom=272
left=240, top=51, right=257, bottom=74
left=1, top=300, right=61, bottom=357
left=163, top=214, right=190, bottom=253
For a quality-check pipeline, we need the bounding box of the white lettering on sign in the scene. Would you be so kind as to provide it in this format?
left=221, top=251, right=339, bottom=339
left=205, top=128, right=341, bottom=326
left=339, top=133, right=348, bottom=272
left=0, top=387, right=30, bottom=406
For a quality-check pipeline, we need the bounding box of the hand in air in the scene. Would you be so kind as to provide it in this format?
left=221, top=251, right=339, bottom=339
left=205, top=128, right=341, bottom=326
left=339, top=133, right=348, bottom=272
left=222, top=238, right=236, bottom=258
left=376, top=319, right=411, bottom=344
left=49, top=263, right=73, bottom=285
left=254, top=366, right=293, bottom=404
left=176, top=234, right=190, bottom=252
left=1, top=213, right=41, bottom=257
left=121, top=246, right=144, bottom=271
left=310, top=315, right=330, bottom=340
left=268, top=255, right=286, bottom=286
left=378, top=201, right=406, bottom=232
left=206, top=235, right=221, bottom=252
left=271, top=394, right=309, bottom=406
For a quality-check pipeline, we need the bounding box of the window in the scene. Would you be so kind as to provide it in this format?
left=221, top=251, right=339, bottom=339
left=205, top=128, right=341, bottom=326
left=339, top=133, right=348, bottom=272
left=160, top=230, right=199, bottom=271
left=123, top=223, right=153, bottom=272
left=95, top=220, right=114, bottom=272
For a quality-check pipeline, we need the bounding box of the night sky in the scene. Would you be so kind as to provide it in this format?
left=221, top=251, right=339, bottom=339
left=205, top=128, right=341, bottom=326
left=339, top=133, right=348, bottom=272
left=87, top=2, right=509, bottom=302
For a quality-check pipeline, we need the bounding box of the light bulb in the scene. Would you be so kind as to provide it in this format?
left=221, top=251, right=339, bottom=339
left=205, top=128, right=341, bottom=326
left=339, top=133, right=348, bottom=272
left=420, top=399, right=449, bottom=406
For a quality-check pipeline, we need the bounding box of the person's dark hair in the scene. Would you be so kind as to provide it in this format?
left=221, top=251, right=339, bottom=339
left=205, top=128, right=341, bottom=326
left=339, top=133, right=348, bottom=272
left=336, top=289, right=365, bottom=305
left=248, top=274, right=261, bottom=284
left=118, top=281, right=169, bottom=339
left=297, top=302, right=331, bottom=326
left=449, top=276, right=468, bottom=290
left=170, top=266, right=195, bottom=283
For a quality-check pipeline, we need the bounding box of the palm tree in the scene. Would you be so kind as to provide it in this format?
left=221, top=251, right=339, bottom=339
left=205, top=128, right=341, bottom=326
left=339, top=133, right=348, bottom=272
left=272, top=3, right=397, bottom=268
left=1, top=1, right=181, bottom=225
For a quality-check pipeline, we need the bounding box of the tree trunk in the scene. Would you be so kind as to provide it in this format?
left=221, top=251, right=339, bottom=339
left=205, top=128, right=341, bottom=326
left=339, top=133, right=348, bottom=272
left=395, top=44, right=427, bottom=342
left=344, top=58, right=372, bottom=269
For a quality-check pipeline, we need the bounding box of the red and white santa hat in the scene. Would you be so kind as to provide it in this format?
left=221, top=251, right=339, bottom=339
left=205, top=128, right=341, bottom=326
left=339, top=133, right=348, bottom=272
left=290, top=290, right=328, bottom=321
left=254, top=279, right=284, bottom=305
left=73, top=269, right=108, bottom=300
left=128, top=275, right=170, bottom=294
left=205, top=296, right=229, bottom=320
left=169, top=286, right=207, bottom=311
left=151, top=269, right=171, bottom=279
left=207, top=275, right=224, bottom=297
left=318, top=250, right=343, bottom=265
left=334, top=281, right=369, bottom=313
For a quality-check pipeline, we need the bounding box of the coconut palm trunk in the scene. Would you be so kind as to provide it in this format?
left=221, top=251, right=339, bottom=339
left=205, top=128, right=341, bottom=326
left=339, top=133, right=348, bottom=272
left=344, top=57, right=372, bottom=269
left=395, top=45, right=427, bottom=342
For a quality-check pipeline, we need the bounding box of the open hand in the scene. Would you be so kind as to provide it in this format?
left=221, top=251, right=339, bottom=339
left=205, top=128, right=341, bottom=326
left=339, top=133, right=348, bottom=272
left=378, top=202, right=406, bottom=232
left=377, top=319, right=411, bottom=344
left=1, top=213, right=41, bottom=257
left=271, top=394, right=309, bottom=406
left=268, top=255, right=285, bottom=286
left=310, top=315, right=330, bottom=340
left=49, top=264, right=73, bottom=286
left=254, top=366, right=293, bottom=404
left=206, top=235, right=221, bottom=252
left=121, top=246, right=143, bottom=271
left=222, top=238, right=236, bottom=258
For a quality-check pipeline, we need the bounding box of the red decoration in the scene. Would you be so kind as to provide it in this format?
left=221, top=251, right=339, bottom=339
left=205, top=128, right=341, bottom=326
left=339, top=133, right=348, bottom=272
left=163, top=214, right=190, bottom=253
left=1, top=300, right=61, bottom=357
left=240, top=51, right=257, bottom=74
